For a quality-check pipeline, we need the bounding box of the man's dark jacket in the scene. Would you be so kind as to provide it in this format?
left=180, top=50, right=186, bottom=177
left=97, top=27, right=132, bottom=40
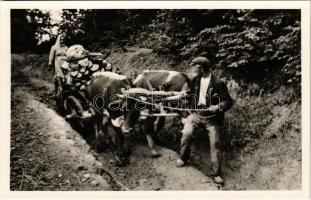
left=186, top=74, right=233, bottom=125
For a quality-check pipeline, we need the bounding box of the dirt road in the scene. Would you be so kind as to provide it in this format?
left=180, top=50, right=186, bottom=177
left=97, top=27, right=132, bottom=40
left=10, top=73, right=218, bottom=191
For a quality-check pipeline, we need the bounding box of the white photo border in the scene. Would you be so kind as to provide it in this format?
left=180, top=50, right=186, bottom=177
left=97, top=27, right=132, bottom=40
left=0, top=1, right=310, bottom=199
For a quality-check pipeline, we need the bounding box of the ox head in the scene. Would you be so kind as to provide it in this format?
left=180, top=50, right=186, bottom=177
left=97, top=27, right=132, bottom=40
left=114, top=87, right=187, bottom=132
left=110, top=88, right=151, bottom=135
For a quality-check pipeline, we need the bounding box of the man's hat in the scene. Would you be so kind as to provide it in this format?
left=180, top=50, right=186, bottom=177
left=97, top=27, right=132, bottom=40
left=190, top=56, right=210, bottom=68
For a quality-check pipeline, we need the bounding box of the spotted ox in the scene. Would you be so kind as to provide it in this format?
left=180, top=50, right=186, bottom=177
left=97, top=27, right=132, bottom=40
left=86, top=71, right=136, bottom=164
left=132, top=70, right=190, bottom=155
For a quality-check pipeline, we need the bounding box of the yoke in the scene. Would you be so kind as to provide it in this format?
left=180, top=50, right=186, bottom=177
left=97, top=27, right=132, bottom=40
left=121, top=88, right=187, bottom=117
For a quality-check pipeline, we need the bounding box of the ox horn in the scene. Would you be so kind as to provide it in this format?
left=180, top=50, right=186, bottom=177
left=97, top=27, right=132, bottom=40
left=121, top=88, right=126, bottom=94
left=116, top=94, right=125, bottom=99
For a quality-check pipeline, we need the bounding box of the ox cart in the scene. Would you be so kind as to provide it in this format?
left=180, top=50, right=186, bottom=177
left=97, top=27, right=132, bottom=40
left=54, top=45, right=113, bottom=126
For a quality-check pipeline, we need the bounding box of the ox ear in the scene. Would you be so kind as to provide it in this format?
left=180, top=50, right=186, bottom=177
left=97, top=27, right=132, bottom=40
left=121, top=88, right=126, bottom=94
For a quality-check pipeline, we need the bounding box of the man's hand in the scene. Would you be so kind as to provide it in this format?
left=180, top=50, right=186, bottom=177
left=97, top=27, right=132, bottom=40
left=207, top=105, right=219, bottom=113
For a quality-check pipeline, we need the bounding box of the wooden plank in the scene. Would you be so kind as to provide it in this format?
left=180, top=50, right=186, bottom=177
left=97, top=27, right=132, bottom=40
left=140, top=113, right=180, bottom=117
left=121, top=88, right=185, bottom=96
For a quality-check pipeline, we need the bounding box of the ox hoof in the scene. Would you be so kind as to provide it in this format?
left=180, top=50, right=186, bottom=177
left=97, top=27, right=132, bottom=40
left=114, top=156, right=128, bottom=166
left=65, top=114, right=76, bottom=121
left=176, top=159, right=185, bottom=167
left=151, top=150, right=161, bottom=158
left=213, top=176, right=224, bottom=185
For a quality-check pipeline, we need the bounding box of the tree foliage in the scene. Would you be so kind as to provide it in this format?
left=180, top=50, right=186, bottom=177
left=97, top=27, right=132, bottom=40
left=59, top=9, right=157, bottom=51
left=171, top=10, right=301, bottom=86
left=11, top=9, right=53, bottom=53
left=12, top=9, right=301, bottom=88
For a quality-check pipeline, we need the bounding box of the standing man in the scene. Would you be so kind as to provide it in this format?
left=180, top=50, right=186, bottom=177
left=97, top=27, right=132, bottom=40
left=177, top=56, right=233, bottom=185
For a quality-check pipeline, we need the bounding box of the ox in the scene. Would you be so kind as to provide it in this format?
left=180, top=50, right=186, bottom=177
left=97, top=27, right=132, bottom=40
left=67, top=70, right=189, bottom=165
left=131, top=70, right=190, bottom=156
left=86, top=71, right=168, bottom=164
left=85, top=72, right=136, bottom=164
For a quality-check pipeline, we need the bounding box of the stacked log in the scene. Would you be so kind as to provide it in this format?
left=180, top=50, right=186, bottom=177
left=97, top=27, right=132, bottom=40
left=64, top=45, right=113, bottom=91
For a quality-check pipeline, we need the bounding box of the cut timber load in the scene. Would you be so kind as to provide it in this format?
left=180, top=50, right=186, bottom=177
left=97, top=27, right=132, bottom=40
left=63, top=45, right=114, bottom=91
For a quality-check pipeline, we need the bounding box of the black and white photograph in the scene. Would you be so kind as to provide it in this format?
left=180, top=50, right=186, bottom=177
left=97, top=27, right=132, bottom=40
left=0, top=1, right=310, bottom=198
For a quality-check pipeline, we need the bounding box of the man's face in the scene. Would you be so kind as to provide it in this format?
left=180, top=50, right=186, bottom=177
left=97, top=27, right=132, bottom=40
left=189, top=65, right=202, bottom=78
